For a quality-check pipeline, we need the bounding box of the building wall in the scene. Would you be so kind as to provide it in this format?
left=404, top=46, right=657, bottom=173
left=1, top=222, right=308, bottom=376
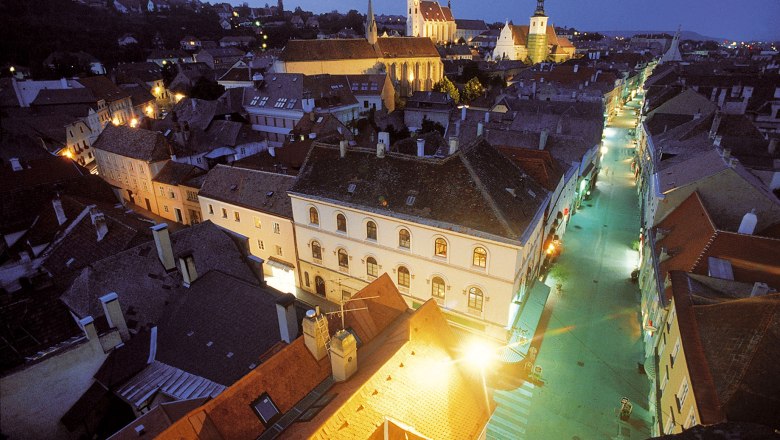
left=198, top=195, right=298, bottom=293
left=180, top=185, right=203, bottom=225
left=655, top=301, right=701, bottom=435
left=290, top=195, right=526, bottom=340
left=153, top=181, right=188, bottom=224
left=65, top=120, right=96, bottom=167
left=93, top=149, right=165, bottom=212
left=247, top=108, right=305, bottom=148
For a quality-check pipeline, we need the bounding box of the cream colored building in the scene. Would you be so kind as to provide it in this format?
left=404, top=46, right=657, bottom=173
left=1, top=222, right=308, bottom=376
left=197, top=165, right=299, bottom=294
left=288, top=140, right=549, bottom=341
left=407, top=0, right=456, bottom=43
left=275, top=2, right=443, bottom=97
left=151, top=161, right=206, bottom=225
left=493, top=0, right=575, bottom=64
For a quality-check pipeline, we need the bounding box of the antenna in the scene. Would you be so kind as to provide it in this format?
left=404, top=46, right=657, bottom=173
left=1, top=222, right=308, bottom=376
left=324, top=295, right=381, bottom=331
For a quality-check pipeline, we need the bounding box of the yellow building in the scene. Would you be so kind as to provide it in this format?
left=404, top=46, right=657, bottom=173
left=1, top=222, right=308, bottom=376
left=275, top=1, right=443, bottom=97
left=151, top=161, right=206, bottom=225
left=407, top=0, right=457, bottom=43
left=493, top=0, right=576, bottom=64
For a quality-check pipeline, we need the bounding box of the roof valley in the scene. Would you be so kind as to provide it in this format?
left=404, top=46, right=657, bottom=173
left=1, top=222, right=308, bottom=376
left=459, top=143, right=518, bottom=238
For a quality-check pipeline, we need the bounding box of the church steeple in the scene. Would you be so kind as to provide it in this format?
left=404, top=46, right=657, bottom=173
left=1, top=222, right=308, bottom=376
left=534, top=0, right=546, bottom=16
left=366, top=0, right=378, bottom=44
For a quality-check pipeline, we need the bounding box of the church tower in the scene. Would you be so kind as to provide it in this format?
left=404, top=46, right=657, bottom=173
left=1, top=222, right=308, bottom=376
left=366, top=0, right=378, bottom=44
left=527, top=0, right=549, bottom=64
left=407, top=0, right=420, bottom=37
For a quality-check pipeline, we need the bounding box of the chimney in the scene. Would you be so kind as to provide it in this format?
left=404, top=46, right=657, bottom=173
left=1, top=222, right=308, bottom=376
left=693, top=108, right=702, bottom=120
left=302, top=308, right=329, bottom=360
left=377, top=141, right=385, bottom=158
left=484, top=111, right=490, bottom=123
left=659, top=247, right=671, bottom=262
left=718, top=89, right=726, bottom=107
left=302, top=97, right=315, bottom=113
left=268, top=146, right=276, bottom=157
left=714, top=135, right=722, bottom=147
left=416, top=138, right=425, bottom=157
left=52, top=197, right=68, bottom=226
left=79, top=316, right=104, bottom=353
left=60, top=77, right=68, bottom=88
left=448, top=136, right=459, bottom=155
left=768, top=138, right=778, bottom=155
left=247, top=255, right=265, bottom=285
left=100, top=292, right=130, bottom=342
left=573, top=64, right=579, bottom=73
left=477, top=121, right=484, bottom=137
left=151, top=224, right=176, bottom=271
left=378, top=131, right=390, bottom=148
left=93, top=213, right=108, bottom=241
left=750, top=282, right=770, bottom=297
left=10, top=157, right=22, bottom=171
left=330, top=329, right=357, bottom=382
left=539, top=129, right=549, bottom=150
left=737, top=209, right=757, bottom=235
left=339, top=140, right=348, bottom=158
left=275, top=293, right=298, bottom=343
left=709, top=112, right=722, bottom=139
left=460, top=105, right=468, bottom=121
left=178, top=252, right=198, bottom=287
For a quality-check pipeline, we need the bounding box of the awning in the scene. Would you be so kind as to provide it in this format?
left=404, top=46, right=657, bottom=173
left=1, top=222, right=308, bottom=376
left=267, top=256, right=294, bottom=271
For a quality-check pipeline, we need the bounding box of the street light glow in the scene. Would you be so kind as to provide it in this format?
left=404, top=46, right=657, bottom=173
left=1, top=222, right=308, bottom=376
left=463, top=339, right=496, bottom=370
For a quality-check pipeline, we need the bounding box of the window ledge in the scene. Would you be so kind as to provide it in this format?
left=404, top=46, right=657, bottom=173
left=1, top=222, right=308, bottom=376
left=338, top=266, right=349, bottom=273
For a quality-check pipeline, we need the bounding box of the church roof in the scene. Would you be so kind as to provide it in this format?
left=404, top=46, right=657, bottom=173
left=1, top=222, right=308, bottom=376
left=279, top=37, right=439, bottom=62
left=375, top=37, right=440, bottom=58
left=419, top=1, right=454, bottom=22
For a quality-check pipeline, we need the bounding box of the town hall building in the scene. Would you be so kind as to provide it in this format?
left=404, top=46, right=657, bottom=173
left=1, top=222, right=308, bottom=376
left=493, top=0, right=576, bottom=64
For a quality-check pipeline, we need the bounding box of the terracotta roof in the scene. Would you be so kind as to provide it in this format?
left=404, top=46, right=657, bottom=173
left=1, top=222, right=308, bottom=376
left=497, top=146, right=565, bottom=191
left=108, top=398, right=210, bottom=440
left=198, top=164, right=296, bottom=218
left=419, top=1, right=455, bottom=21
left=290, top=140, right=548, bottom=244
left=280, top=39, right=378, bottom=62
left=375, top=37, right=440, bottom=58
left=92, top=125, right=172, bottom=162
left=690, top=232, right=780, bottom=290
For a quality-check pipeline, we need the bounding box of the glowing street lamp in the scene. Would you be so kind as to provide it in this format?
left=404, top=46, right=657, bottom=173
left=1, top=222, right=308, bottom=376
left=112, top=117, right=121, bottom=126
left=129, top=117, right=139, bottom=128
left=174, top=93, right=185, bottom=103
left=145, top=105, right=154, bottom=116
left=9, top=66, right=15, bottom=73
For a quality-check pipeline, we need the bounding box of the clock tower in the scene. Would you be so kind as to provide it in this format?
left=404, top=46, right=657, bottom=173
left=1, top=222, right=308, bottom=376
left=527, top=0, right=549, bottom=64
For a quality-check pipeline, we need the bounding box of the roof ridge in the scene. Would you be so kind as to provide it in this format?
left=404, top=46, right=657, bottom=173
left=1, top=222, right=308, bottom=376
left=690, top=229, right=720, bottom=272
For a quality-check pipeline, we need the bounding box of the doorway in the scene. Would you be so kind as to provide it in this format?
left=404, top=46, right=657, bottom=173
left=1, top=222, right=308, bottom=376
left=315, top=276, right=326, bottom=297
left=174, top=208, right=183, bottom=223
left=145, top=198, right=152, bottom=211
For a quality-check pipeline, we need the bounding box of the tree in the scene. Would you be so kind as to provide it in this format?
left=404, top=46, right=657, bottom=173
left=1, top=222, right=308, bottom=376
left=190, top=78, right=225, bottom=101
left=420, top=116, right=445, bottom=136
left=432, top=77, right=460, bottom=103
left=462, top=77, right=485, bottom=103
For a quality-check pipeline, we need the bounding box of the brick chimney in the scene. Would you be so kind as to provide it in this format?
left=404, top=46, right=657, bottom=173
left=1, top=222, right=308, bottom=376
left=302, top=308, right=329, bottom=360
left=330, top=329, right=357, bottom=382
left=275, top=293, right=298, bottom=343
left=100, top=292, right=130, bottom=342
left=151, top=224, right=176, bottom=271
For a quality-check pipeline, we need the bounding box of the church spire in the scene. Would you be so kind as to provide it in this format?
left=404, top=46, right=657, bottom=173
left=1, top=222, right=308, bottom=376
left=366, top=0, right=378, bottom=44
left=534, top=0, right=546, bottom=16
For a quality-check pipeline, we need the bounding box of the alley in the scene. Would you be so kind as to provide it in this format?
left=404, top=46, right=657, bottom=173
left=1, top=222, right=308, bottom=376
left=488, top=97, right=651, bottom=440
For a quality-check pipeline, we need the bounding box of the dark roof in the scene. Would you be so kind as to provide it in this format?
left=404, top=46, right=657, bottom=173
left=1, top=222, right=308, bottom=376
left=94, top=329, right=153, bottom=389
left=76, top=76, right=130, bottom=103
left=498, top=147, right=565, bottom=191
left=60, top=221, right=258, bottom=328
left=406, top=90, right=454, bottom=107
left=92, top=125, right=172, bottom=162
left=119, top=82, right=155, bottom=106
left=198, top=164, right=295, bottom=218
left=109, top=397, right=210, bottom=440
left=31, top=88, right=99, bottom=106
left=455, top=19, right=488, bottom=30
left=113, top=62, right=164, bottom=84
left=197, top=47, right=245, bottom=58
left=152, top=161, right=206, bottom=186
left=290, top=140, right=548, bottom=244
left=279, top=37, right=439, bottom=62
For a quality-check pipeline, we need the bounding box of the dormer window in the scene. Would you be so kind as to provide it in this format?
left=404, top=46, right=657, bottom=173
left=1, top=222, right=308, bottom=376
left=347, top=183, right=357, bottom=194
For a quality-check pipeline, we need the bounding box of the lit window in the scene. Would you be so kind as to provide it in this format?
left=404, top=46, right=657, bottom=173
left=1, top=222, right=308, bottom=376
left=366, top=221, right=377, bottom=240
left=336, top=214, right=347, bottom=233
left=309, top=207, right=319, bottom=225
left=338, top=249, right=349, bottom=269
left=366, top=256, right=378, bottom=278
left=431, top=276, right=445, bottom=299
left=397, top=266, right=410, bottom=288
left=254, top=217, right=261, bottom=228
left=473, top=247, right=487, bottom=268
left=311, top=241, right=322, bottom=260
left=234, top=211, right=240, bottom=222
left=434, top=238, right=447, bottom=257
left=273, top=222, right=280, bottom=234
left=468, top=287, right=484, bottom=311
left=399, top=229, right=410, bottom=249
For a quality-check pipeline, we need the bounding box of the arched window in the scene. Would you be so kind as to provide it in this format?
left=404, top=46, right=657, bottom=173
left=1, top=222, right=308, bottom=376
left=468, top=287, right=484, bottom=311
left=366, top=257, right=378, bottom=278
left=398, top=229, right=411, bottom=249
left=309, top=207, right=319, bottom=225
left=397, top=266, right=410, bottom=288
left=366, top=221, right=377, bottom=240
left=434, top=238, right=447, bottom=257
left=473, top=247, right=487, bottom=268
left=337, top=249, right=349, bottom=268
left=336, top=213, right=347, bottom=233
left=311, top=241, right=322, bottom=260
left=431, top=276, right=445, bottom=299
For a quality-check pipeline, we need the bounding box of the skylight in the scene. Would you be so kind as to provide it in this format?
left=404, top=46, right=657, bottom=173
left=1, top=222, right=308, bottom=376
left=287, top=98, right=297, bottom=109
left=251, top=393, right=281, bottom=426
left=258, top=96, right=268, bottom=107
left=405, top=195, right=416, bottom=206
left=250, top=96, right=260, bottom=106
left=347, top=183, right=356, bottom=194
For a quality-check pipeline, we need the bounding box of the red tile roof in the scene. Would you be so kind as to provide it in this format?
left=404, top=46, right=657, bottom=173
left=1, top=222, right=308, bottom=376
left=497, top=146, right=565, bottom=191
left=690, top=231, right=780, bottom=290
left=419, top=1, right=454, bottom=21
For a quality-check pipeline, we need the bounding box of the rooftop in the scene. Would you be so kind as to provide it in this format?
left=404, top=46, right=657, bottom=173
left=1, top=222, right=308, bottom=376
left=198, top=164, right=296, bottom=218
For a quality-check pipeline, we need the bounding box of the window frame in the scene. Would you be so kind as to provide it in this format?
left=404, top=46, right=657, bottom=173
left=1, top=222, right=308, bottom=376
left=434, top=237, right=448, bottom=258
left=468, top=287, right=484, bottom=311
left=336, top=213, right=347, bottom=233
left=337, top=248, right=349, bottom=269
left=398, top=228, right=411, bottom=249
left=309, top=207, right=319, bottom=225
left=311, top=241, right=322, bottom=261
left=472, top=246, right=487, bottom=268
left=366, top=220, right=377, bottom=241
left=431, top=276, right=446, bottom=299
left=366, top=256, right=378, bottom=278
left=397, top=266, right=410, bottom=288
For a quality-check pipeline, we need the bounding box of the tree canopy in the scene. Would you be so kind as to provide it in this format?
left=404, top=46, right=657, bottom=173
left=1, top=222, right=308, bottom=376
left=432, top=77, right=460, bottom=103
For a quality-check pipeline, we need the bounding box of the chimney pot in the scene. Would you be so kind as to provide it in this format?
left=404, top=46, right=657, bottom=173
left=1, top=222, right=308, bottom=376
left=151, top=224, right=176, bottom=271
left=339, top=140, right=348, bottom=158
left=100, top=292, right=130, bottom=342
left=275, top=293, right=298, bottom=343
left=302, top=309, right=329, bottom=360
left=178, top=253, right=198, bottom=287
left=416, top=138, right=425, bottom=157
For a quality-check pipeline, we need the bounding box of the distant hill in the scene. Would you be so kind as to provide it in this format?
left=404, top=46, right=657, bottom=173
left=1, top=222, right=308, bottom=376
left=596, top=30, right=725, bottom=42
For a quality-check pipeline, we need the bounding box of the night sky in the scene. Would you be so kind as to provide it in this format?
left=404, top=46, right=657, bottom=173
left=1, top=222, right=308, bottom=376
left=247, top=0, right=780, bottom=42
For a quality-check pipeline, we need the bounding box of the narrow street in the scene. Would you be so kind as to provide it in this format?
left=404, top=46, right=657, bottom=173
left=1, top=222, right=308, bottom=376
left=488, top=97, right=651, bottom=440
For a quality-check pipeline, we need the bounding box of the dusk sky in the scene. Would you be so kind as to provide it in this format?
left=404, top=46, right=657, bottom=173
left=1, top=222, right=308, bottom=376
left=248, top=0, right=780, bottom=42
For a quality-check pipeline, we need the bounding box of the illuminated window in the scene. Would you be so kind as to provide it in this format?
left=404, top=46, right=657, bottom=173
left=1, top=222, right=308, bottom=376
left=257, top=239, right=264, bottom=250
left=434, top=238, right=447, bottom=257
left=366, top=221, right=377, bottom=240
left=473, top=247, right=487, bottom=268
left=399, top=229, right=410, bottom=249
left=336, top=214, right=347, bottom=233
left=273, top=222, right=280, bottom=234
left=275, top=245, right=283, bottom=256
left=338, top=249, right=349, bottom=269
left=366, top=257, right=378, bottom=278
left=309, top=207, right=319, bottom=225
left=431, top=277, right=445, bottom=299
left=468, top=287, right=484, bottom=311
left=397, top=266, right=410, bottom=288
left=254, top=216, right=261, bottom=228
left=311, top=241, right=322, bottom=260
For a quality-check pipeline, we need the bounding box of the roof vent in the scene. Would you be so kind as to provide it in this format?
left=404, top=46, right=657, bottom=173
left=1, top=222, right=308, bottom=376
left=737, top=209, right=757, bottom=235
left=347, top=183, right=356, bottom=194
left=506, top=188, right=517, bottom=197
left=230, top=184, right=238, bottom=191
left=266, top=191, right=274, bottom=197
left=134, top=425, right=146, bottom=436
